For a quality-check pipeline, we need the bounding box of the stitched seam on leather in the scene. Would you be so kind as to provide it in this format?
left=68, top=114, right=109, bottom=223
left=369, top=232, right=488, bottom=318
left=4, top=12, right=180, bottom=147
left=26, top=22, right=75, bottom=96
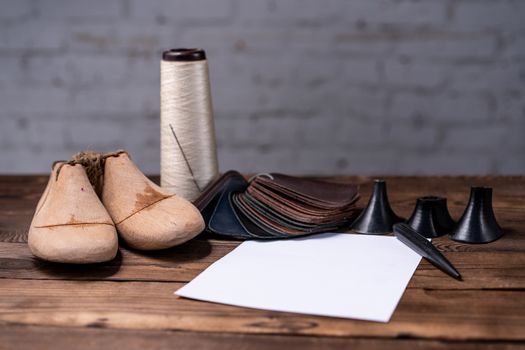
left=115, top=194, right=175, bottom=225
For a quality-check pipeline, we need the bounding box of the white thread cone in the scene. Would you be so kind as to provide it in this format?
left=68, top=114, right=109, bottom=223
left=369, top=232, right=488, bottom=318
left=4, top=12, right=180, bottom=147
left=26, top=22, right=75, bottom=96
left=160, top=53, right=219, bottom=201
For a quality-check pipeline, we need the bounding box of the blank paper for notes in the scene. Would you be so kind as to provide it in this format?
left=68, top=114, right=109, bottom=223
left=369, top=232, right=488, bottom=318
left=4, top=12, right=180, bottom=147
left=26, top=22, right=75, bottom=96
left=175, top=233, right=422, bottom=322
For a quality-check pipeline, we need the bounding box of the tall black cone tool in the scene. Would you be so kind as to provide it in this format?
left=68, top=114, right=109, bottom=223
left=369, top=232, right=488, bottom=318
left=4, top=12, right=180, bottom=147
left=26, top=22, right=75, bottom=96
left=394, top=223, right=461, bottom=280
left=407, top=196, right=455, bottom=238
left=350, top=179, right=404, bottom=234
left=449, top=186, right=503, bottom=244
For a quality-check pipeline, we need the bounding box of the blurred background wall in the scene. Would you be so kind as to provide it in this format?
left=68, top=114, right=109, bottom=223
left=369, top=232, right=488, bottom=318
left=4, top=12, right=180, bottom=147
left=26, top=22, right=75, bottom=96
left=0, top=0, right=524, bottom=175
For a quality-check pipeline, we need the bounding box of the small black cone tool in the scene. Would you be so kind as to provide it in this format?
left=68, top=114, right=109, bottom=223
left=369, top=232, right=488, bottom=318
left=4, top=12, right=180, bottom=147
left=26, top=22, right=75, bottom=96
left=350, top=179, right=404, bottom=234
left=394, top=223, right=461, bottom=281
left=449, top=186, right=503, bottom=244
left=407, top=196, right=455, bottom=238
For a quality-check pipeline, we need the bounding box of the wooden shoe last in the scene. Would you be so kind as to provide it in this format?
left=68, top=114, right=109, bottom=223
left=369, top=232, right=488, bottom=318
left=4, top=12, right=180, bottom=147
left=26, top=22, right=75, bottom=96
left=102, top=153, right=204, bottom=250
left=28, top=163, right=118, bottom=264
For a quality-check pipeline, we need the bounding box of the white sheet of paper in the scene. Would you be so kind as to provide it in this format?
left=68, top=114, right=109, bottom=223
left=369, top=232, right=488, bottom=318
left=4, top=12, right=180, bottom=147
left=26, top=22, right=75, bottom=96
left=175, top=233, right=422, bottom=323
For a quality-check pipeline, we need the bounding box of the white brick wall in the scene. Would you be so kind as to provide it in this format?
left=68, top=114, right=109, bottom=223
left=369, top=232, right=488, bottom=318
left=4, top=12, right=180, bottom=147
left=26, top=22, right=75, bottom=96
left=0, top=0, right=524, bottom=175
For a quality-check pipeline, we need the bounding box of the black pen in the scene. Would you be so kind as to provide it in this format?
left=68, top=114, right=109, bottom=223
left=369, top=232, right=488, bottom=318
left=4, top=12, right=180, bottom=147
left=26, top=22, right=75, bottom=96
left=393, top=223, right=462, bottom=281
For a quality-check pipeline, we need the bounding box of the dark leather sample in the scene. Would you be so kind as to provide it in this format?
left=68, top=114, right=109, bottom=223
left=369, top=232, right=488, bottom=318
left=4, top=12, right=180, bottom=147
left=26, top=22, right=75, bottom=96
left=252, top=174, right=359, bottom=209
left=194, top=170, right=247, bottom=226
left=194, top=171, right=360, bottom=240
left=193, top=171, right=250, bottom=239
left=208, top=175, right=251, bottom=239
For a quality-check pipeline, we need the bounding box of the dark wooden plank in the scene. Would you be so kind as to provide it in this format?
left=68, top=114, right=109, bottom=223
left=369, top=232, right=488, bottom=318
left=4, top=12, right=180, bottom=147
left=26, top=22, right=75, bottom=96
left=1, top=242, right=524, bottom=290
left=409, top=252, right=525, bottom=289
left=1, top=325, right=523, bottom=350
left=0, top=279, right=524, bottom=340
left=0, top=175, right=47, bottom=243
left=1, top=175, right=524, bottom=347
left=0, top=240, right=237, bottom=283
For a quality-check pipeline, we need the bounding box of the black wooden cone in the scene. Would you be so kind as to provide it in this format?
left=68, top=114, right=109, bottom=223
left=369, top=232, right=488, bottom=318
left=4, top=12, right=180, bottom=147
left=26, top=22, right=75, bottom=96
left=407, top=196, right=455, bottom=238
left=449, top=187, right=503, bottom=244
left=350, top=179, right=404, bottom=234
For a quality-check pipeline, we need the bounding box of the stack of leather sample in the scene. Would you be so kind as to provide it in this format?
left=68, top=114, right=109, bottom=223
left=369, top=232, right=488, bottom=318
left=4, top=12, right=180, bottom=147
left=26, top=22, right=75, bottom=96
left=194, top=171, right=360, bottom=239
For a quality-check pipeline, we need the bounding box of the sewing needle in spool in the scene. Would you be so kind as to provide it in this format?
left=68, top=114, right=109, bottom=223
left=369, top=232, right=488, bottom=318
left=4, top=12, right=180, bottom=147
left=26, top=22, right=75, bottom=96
left=169, top=123, right=202, bottom=192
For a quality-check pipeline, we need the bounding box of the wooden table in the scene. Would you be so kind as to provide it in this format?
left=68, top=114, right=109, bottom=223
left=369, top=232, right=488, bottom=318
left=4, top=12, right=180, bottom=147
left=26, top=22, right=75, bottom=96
left=0, top=175, right=524, bottom=349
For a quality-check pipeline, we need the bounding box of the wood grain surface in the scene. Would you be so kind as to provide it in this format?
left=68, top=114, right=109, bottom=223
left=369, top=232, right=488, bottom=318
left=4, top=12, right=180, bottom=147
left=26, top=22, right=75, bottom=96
left=0, top=175, right=524, bottom=349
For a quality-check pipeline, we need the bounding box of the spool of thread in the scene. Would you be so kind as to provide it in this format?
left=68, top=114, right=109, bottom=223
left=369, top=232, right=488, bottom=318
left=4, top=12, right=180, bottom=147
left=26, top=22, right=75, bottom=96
left=160, top=48, right=219, bottom=201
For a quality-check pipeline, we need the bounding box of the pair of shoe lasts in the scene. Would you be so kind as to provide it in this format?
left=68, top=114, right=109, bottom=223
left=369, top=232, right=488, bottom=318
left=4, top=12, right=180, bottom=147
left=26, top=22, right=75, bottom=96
left=28, top=153, right=205, bottom=264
